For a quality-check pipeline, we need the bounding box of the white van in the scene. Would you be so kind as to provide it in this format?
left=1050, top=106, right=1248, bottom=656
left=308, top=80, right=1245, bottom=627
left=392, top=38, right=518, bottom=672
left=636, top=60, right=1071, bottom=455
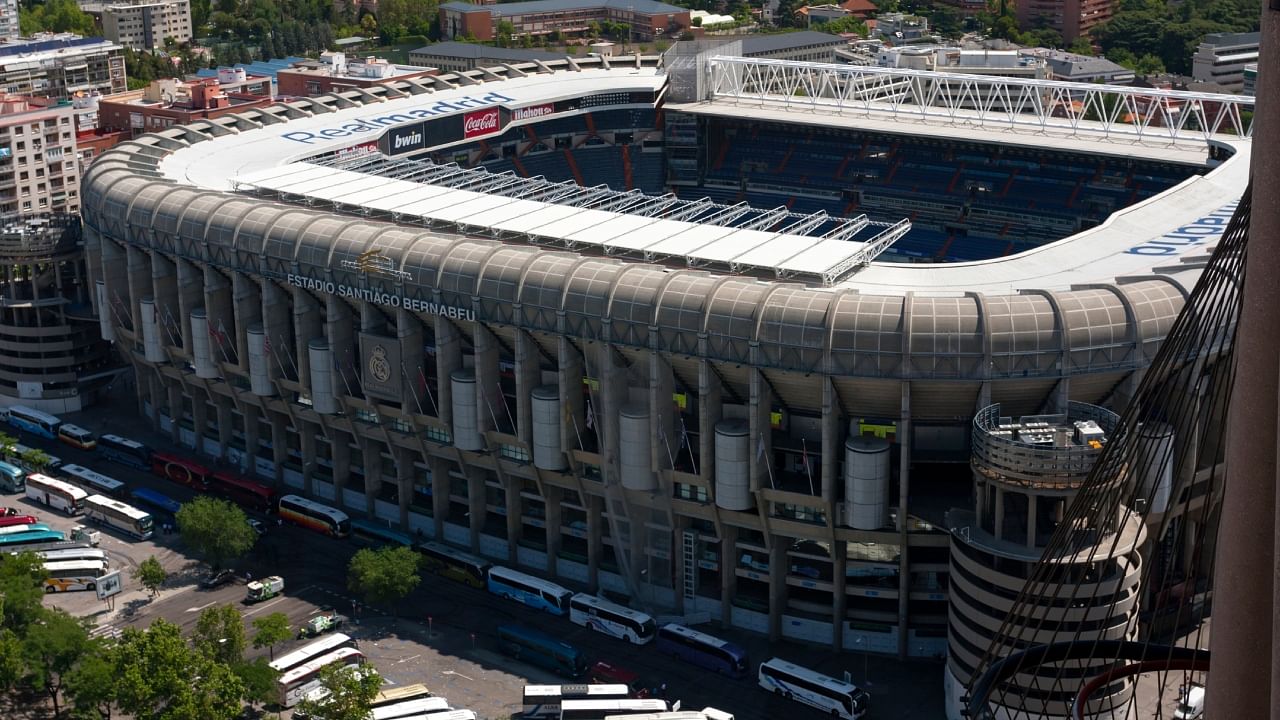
left=1174, top=683, right=1204, bottom=719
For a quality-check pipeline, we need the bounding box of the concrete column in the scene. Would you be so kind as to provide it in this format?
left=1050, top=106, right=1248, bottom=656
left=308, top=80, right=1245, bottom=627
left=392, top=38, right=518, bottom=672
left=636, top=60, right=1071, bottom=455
left=832, top=539, right=848, bottom=651
left=650, top=353, right=676, bottom=473
left=474, top=324, right=503, bottom=434
left=1026, top=494, right=1038, bottom=549
left=331, top=429, right=352, bottom=497
left=326, top=296, right=355, bottom=398
left=720, top=524, right=738, bottom=626
left=191, top=390, right=209, bottom=456
left=598, top=344, right=625, bottom=466
left=300, top=422, right=317, bottom=495
left=232, top=273, right=261, bottom=372
left=398, top=310, right=427, bottom=416
left=125, top=245, right=150, bottom=336
left=897, top=381, right=912, bottom=658
left=151, top=254, right=179, bottom=349
left=821, top=377, right=841, bottom=503
left=270, top=412, right=287, bottom=487
left=505, top=481, right=522, bottom=563
left=514, top=329, right=542, bottom=443
left=430, top=455, right=450, bottom=539
left=435, top=316, right=462, bottom=426
left=587, top=493, right=603, bottom=593
left=698, top=360, right=723, bottom=484
left=396, top=445, right=413, bottom=529
left=167, top=384, right=184, bottom=445
left=176, top=259, right=203, bottom=352
left=994, top=487, right=1005, bottom=540
left=749, top=368, right=774, bottom=493
left=150, top=374, right=168, bottom=438
left=768, top=535, right=786, bottom=642
left=360, top=437, right=379, bottom=517
left=544, top=485, right=563, bottom=577
left=216, top=400, right=234, bottom=461
left=468, top=471, right=485, bottom=552
left=262, top=281, right=291, bottom=380
left=557, top=337, right=585, bottom=451
left=97, top=236, right=130, bottom=332
left=293, top=290, right=322, bottom=395
left=203, top=268, right=233, bottom=364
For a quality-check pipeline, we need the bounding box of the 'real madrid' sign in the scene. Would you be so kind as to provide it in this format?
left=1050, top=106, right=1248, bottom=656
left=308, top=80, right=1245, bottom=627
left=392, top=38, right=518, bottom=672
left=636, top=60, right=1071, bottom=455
left=360, top=332, right=403, bottom=402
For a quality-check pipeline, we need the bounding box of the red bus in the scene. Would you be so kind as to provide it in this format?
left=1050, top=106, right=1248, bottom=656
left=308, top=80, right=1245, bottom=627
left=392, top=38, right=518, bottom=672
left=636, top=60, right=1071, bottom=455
left=151, top=452, right=212, bottom=491
left=0, top=514, right=38, bottom=528
left=209, top=472, right=278, bottom=513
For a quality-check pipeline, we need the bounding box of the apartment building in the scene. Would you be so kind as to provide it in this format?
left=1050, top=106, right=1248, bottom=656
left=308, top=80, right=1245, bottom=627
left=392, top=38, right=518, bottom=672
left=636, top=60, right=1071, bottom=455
left=98, top=76, right=275, bottom=138
left=1014, top=0, right=1113, bottom=43
left=1192, top=31, right=1259, bottom=92
left=100, top=0, right=193, bottom=50
left=0, top=0, right=18, bottom=41
left=439, top=0, right=690, bottom=42
left=0, top=94, right=81, bottom=218
left=0, top=34, right=128, bottom=100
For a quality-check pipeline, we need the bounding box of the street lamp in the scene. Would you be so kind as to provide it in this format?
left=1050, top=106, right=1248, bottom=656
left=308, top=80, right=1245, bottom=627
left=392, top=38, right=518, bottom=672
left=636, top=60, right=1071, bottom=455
left=854, top=636, right=871, bottom=687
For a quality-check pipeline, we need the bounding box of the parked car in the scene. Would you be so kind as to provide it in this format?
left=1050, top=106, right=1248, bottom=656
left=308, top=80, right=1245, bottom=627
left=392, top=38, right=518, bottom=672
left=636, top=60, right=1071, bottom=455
left=589, top=660, right=649, bottom=698
left=199, top=569, right=236, bottom=590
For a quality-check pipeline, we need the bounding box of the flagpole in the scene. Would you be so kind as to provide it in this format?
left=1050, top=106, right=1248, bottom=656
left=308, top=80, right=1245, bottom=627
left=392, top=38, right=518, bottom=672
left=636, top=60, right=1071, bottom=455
left=212, top=320, right=232, bottom=364
left=418, top=366, right=439, bottom=415
left=335, top=353, right=354, bottom=397
left=680, top=417, right=698, bottom=476
left=658, top=415, right=676, bottom=470
left=278, top=336, right=300, bottom=379
left=400, top=361, right=426, bottom=416
left=802, top=438, right=815, bottom=497
left=759, top=432, right=776, bottom=490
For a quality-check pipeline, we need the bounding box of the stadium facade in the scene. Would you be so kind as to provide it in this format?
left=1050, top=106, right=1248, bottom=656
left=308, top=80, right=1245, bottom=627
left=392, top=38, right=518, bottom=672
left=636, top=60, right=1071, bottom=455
left=80, top=53, right=1250, bottom=714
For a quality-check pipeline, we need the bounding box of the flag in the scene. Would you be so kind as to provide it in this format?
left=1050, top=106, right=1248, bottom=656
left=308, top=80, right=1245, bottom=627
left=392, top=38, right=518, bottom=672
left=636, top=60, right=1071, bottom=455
left=586, top=397, right=596, bottom=430
left=417, top=366, right=427, bottom=392
left=263, top=334, right=271, bottom=354
left=756, top=432, right=765, bottom=462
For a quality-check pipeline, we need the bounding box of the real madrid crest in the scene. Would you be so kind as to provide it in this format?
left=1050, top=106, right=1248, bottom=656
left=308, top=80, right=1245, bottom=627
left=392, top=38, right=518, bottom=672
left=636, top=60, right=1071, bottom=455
left=369, top=344, right=392, bottom=383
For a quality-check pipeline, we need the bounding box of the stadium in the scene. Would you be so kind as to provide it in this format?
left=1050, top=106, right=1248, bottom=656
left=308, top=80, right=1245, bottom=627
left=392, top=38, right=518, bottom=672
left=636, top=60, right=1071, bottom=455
left=80, top=51, right=1250, bottom=718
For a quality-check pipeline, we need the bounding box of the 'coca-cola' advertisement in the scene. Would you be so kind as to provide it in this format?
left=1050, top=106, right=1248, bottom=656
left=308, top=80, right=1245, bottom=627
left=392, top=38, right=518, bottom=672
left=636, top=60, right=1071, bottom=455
left=462, top=107, right=501, bottom=139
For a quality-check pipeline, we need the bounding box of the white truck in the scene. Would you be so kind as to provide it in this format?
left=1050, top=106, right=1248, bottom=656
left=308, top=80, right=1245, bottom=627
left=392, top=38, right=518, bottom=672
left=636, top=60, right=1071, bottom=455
left=245, top=575, right=283, bottom=604
left=70, top=525, right=100, bottom=546
left=1174, top=682, right=1205, bottom=719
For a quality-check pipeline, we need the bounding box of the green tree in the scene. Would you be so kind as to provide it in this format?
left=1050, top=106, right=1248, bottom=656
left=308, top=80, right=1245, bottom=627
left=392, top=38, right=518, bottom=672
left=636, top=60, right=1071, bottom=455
left=1134, top=52, right=1166, bottom=76
left=112, top=619, right=246, bottom=720
left=347, top=546, right=422, bottom=612
left=1, top=550, right=48, bottom=632
left=0, top=629, right=23, bottom=691
left=1067, top=36, right=1094, bottom=55
left=19, top=447, right=52, bottom=473
left=294, top=662, right=382, bottom=720
left=19, top=0, right=95, bottom=35
left=134, top=556, right=168, bottom=598
left=22, top=609, right=94, bottom=717
left=234, top=657, right=278, bottom=710
left=175, top=496, right=257, bottom=570
left=0, top=430, right=17, bottom=456
left=250, top=612, right=292, bottom=661
left=64, top=648, right=118, bottom=719
left=192, top=605, right=247, bottom=667
left=822, top=15, right=868, bottom=36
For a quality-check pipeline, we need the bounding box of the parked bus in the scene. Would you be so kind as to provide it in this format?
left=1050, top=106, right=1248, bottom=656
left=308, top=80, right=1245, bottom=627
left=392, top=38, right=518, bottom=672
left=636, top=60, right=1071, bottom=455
left=496, top=624, right=589, bottom=679
left=0, top=460, right=25, bottom=492
left=757, top=658, right=869, bottom=720
left=42, top=559, right=109, bottom=593
left=98, top=434, right=154, bottom=469
left=130, top=487, right=182, bottom=521
left=0, top=529, right=65, bottom=548
left=152, top=451, right=211, bottom=491
left=208, top=472, right=277, bottom=512
left=605, top=710, right=734, bottom=720
left=654, top=624, right=748, bottom=678
left=57, top=424, right=97, bottom=450
left=0, top=522, right=52, bottom=535
left=350, top=518, right=414, bottom=548
left=523, top=685, right=631, bottom=719
left=38, top=547, right=109, bottom=565
left=6, top=406, right=62, bottom=439
left=416, top=712, right=477, bottom=720
left=274, top=647, right=365, bottom=707
left=373, top=683, right=434, bottom=707
left=62, top=464, right=127, bottom=498
left=487, top=566, right=572, bottom=615
left=569, top=594, right=656, bottom=645
left=278, top=494, right=350, bottom=538
left=268, top=633, right=356, bottom=675
left=370, top=697, right=451, bottom=720
left=84, top=494, right=153, bottom=540
left=415, top=540, right=491, bottom=590
left=7, top=443, right=63, bottom=471
left=559, top=699, right=669, bottom=719
left=0, top=513, right=38, bottom=528
left=25, top=473, right=86, bottom=515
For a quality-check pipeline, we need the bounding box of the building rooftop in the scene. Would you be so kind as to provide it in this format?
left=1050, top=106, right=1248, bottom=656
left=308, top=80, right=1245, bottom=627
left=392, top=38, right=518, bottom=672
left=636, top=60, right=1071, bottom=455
left=1031, top=49, right=1131, bottom=77
left=739, top=30, right=845, bottom=55
left=193, top=56, right=307, bottom=82
left=1200, top=31, right=1260, bottom=47
left=410, top=42, right=564, bottom=61
left=0, top=34, right=120, bottom=60
left=283, top=54, right=434, bottom=80
left=440, top=0, right=685, bottom=16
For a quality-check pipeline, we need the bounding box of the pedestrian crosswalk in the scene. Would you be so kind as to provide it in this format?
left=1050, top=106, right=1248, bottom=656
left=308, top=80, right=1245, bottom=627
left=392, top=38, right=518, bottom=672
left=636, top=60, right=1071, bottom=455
left=89, top=624, right=122, bottom=641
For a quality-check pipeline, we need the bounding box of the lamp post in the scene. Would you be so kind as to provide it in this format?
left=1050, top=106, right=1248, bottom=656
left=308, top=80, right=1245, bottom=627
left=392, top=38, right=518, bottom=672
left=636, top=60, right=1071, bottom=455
left=854, top=636, right=871, bottom=687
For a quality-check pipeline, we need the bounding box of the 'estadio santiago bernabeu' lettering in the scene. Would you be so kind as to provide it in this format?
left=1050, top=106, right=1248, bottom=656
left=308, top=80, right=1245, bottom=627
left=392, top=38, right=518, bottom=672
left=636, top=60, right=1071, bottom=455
left=281, top=92, right=514, bottom=145
left=286, top=274, right=476, bottom=321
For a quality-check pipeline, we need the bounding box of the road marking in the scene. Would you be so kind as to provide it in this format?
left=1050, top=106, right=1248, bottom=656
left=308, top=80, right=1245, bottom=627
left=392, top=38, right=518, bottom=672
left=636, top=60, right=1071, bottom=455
left=185, top=601, right=217, bottom=613
left=242, top=597, right=288, bottom=616
left=393, top=654, right=421, bottom=665
left=442, top=670, right=474, bottom=682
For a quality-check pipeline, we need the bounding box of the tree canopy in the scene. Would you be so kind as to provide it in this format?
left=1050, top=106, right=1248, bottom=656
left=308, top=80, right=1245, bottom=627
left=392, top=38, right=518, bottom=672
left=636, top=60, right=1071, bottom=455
left=19, top=0, right=95, bottom=36
left=347, top=545, right=422, bottom=610
left=294, top=663, right=382, bottom=720
left=1091, top=0, right=1258, bottom=75
left=251, top=612, right=292, bottom=660
left=176, top=496, right=257, bottom=569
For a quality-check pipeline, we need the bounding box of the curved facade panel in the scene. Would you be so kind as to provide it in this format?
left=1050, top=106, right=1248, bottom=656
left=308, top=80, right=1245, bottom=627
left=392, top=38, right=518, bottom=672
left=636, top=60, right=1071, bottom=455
left=80, top=55, right=1245, bottom=672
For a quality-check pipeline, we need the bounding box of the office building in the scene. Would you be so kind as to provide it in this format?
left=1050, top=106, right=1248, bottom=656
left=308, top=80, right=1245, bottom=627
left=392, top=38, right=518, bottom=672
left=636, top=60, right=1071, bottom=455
left=1192, top=31, right=1260, bottom=92
left=408, top=42, right=564, bottom=73
left=100, top=0, right=193, bottom=50
left=439, top=0, right=690, bottom=42
left=0, top=34, right=127, bottom=100
left=0, top=94, right=81, bottom=218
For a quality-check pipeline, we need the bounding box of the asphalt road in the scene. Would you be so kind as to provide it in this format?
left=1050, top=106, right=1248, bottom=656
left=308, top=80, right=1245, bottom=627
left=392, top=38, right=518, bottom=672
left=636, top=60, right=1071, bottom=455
left=17, top=404, right=947, bottom=720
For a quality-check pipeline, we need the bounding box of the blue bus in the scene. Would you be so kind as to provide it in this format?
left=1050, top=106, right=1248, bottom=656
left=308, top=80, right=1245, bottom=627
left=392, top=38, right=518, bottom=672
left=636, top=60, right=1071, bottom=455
left=655, top=623, right=749, bottom=678
left=0, top=460, right=25, bottom=493
left=349, top=518, right=414, bottom=548
left=130, top=487, right=182, bottom=520
left=0, top=529, right=66, bottom=548
left=487, top=566, right=573, bottom=616
left=496, top=624, right=589, bottom=679
left=98, top=434, right=154, bottom=470
left=6, top=406, right=62, bottom=439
